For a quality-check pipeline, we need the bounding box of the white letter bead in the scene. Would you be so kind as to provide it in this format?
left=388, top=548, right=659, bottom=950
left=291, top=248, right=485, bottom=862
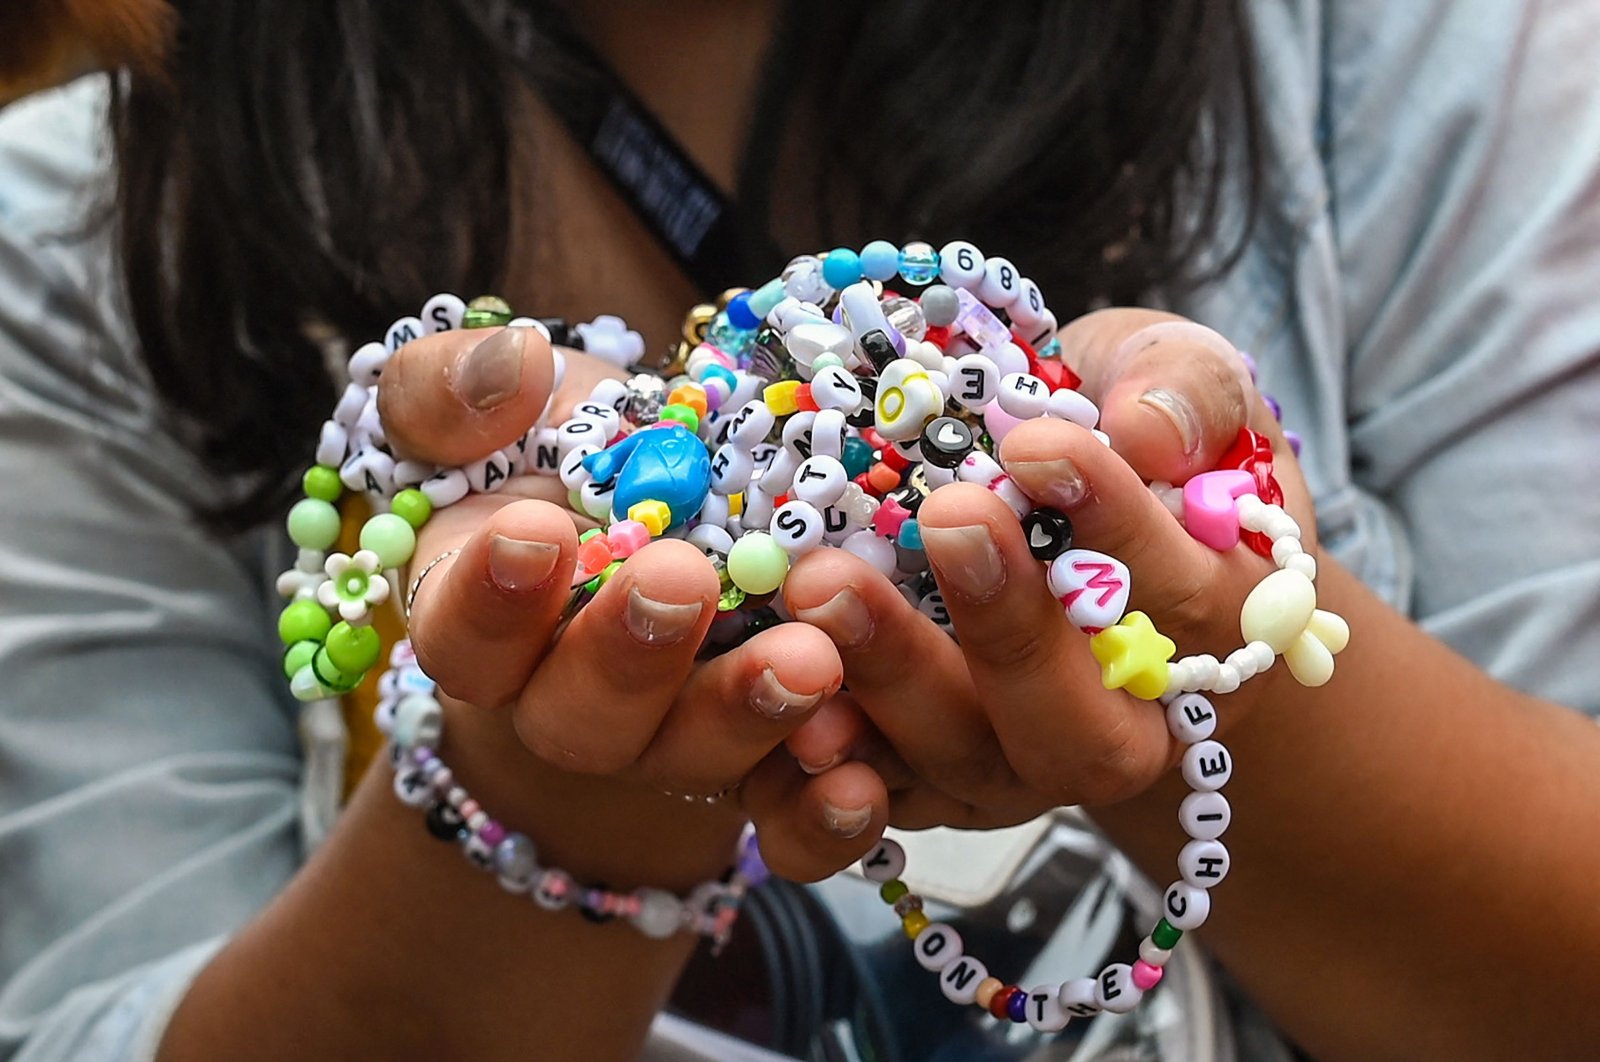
left=792, top=455, right=848, bottom=507
left=1179, top=838, right=1231, bottom=888
left=727, top=400, right=776, bottom=448
left=558, top=445, right=599, bottom=490
left=1010, top=278, right=1048, bottom=329
left=333, top=381, right=370, bottom=426
left=740, top=485, right=776, bottom=530
left=950, top=353, right=1000, bottom=411
left=781, top=412, right=817, bottom=457
left=1095, top=963, right=1144, bottom=1014
left=393, top=766, right=433, bottom=806
left=938, top=240, right=985, bottom=289
left=1045, top=387, right=1100, bottom=428
left=1182, top=740, right=1233, bottom=791
left=525, top=428, right=561, bottom=476
left=956, top=450, right=1003, bottom=485
left=912, top=923, right=963, bottom=972
left=918, top=588, right=952, bottom=631
left=1058, top=978, right=1101, bottom=1018
left=977, top=256, right=1022, bottom=307
left=770, top=499, right=826, bottom=555
left=810, top=409, right=848, bottom=459
left=576, top=478, right=613, bottom=520
left=842, top=529, right=897, bottom=577
left=316, top=420, right=349, bottom=468
left=686, top=521, right=734, bottom=556
left=1165, top=692, right=1217, bottom=743
left=709, top=444, right=755, bottom=495
left=1024, top=985, right=1072, bottom=1032
left=570, top=401, right=621, bottom=440
left=383, top=316, right=424, bottom=352
left=1163, top=881, right=1212, bottom=931
left=1179, top=790, right=1232, bottom=841
left=341, top=447, right=395, bottom=497
left=1047, top=549, right=1131, bottom=632
left=419, top=468, right=469, bottom=508
left=557, top=418, right=608, bottom=456
left=939, top=956, right=989, bottom=1005
left=465, top=450, right=513, bottom=493
left=996, top=372, right=1050, bottom=419
left=860, top=838, right=905, bottom=881
left=421, top=292, right=466, bottom=333
left=810, top=366, right=864, bottom=413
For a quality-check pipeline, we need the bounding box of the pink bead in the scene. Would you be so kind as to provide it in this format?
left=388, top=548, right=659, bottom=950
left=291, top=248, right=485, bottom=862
left=478, top=820, right=506, bottom=846
left=606, top=520, right=652, bottom=558
left=457, top=799, right=480, bottom=819
left=872, top=497, right=911, bottom=539
left=694, top=343, right=736, bottom=370
left=981, top=401, right=1025, bottom=445
left=1131, top=960, right=1164, bottom=990
left=1181, top=469, right=1257, bottom=551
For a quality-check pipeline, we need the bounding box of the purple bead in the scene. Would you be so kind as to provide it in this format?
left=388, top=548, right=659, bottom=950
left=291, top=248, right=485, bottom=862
left=1238, top=350, right=1259, bottom=382
left=1263, top=392, right=1282, bottom=423
left=477, top=819, right=506, bottom=847
left=411, top=746, right=434, bottom=764
left=1284, top=430, right=1303, bottom=457
left=1006, top=987, right=1029, bottom=1023
left=737, top=852, right=771, bottom=888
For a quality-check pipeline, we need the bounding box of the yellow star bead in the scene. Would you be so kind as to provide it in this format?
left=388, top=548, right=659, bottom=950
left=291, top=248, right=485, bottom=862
left=1088, top=611, right=1176, bottom=701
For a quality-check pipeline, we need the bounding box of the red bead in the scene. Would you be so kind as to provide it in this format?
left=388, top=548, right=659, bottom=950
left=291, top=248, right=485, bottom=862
left=794, top=383, right=819, bottom=412
left=861, top=428, right=887, bottom=452
left=989, top=985, right=1023, bottom=1020
left=1218, top=428, right=1282, bottom=558
left=873, top=497, right=911, bottom=539
left=576, top=535, right=614, bottom=578
left=878, top=445, right=912, bottom=472
left=923, top=325, right=951, bottom=349
left=852, top=472, right=878, bottom=496
left=1032, top=356, right=1082, bottom=392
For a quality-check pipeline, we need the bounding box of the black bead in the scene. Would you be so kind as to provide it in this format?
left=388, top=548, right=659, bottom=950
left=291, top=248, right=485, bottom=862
left=1021, top=508, right=1075, bottom=561
left=579, top=883, right=617, bottom=924
left=424, top=801, right=466, bottom=842
left=887, top=484, right=924, bottom=513
left=858, top=329, right=898, bottom=372
left=920, top=416, right=975, bottom=469
left=538, top=317, right=578, bottom=349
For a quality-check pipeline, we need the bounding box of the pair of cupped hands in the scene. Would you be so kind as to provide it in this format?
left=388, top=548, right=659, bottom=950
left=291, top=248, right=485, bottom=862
left=378, top=308, right=1314, bottom=884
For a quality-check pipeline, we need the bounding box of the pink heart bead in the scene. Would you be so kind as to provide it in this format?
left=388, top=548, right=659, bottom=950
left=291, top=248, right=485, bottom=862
left=1182, top=469, right=1257, bottom=551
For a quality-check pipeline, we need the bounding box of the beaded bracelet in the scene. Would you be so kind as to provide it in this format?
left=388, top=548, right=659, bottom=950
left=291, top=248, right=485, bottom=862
left=378, top=640, right=767, bottom=948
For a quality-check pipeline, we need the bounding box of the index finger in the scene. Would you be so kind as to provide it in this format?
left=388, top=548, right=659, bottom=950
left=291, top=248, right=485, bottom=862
left=377, top=326, right=555, bottom=466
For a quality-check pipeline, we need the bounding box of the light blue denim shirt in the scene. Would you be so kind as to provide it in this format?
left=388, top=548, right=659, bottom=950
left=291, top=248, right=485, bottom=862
left=2, top=2, right=1598, bottom=1059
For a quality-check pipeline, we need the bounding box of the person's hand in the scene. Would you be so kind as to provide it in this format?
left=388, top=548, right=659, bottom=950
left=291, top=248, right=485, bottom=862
left=780, top=310, right=1317, bottom=829
left=376, top=326, right=890, bottom=883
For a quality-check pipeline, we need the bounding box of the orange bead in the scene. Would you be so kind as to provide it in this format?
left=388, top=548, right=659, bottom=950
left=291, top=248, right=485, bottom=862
left=866, top=462, right=901, bottom=494
left=576, top=535, right=614, bottom=576
left=794, top=383, right=819, bottom=412
left=668, top=383, right=709, bottom=420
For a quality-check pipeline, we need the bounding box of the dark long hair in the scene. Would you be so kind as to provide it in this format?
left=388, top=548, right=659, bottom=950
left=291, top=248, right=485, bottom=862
left=110, top=0, right=1261, bottom=531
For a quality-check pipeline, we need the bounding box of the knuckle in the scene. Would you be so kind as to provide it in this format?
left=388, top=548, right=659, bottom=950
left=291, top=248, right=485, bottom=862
left=1062, top=715, right=1153, bottom=806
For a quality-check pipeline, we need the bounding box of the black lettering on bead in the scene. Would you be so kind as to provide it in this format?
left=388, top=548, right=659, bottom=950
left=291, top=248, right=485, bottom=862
left=429, top=306, right=454, bottom=331
left=1195, top=857, right=1224, bottom=879
left=866, top=845, right=890, bottom=867
left=944, top=959, right=979, bottom=992
left=823, top=507, right=849, bottom=533
left=364, top=470, right=384, bottom=494
left=918, top=930, right=948, bottom=958
left=535, top=444, right=559, bottom=471
left=1184, top=702, right=1215, bottom=727
left=1200, top=751, right=1230, bottom=778
left=1065, top=1001, right=1099, bottom=1017
left=712, top=451, right=730, bottom=477
left=1197, top=811, right=1224, bottom=822
left=960, top=366, right=985, bottom=400
left=774, top=509, right=804, bottom=535
left=1166, top=889, right=1188, bottom=918
left=1099, top=968, right=1122, bottom=1000
left=799, top=464, right=825, bottom=483
left=1032, top=992, right=1050, bottom=1021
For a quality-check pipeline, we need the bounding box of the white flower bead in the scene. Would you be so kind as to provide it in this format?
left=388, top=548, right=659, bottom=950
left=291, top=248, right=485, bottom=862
left=1179, top=790, right=1231, bottom=841
left=1058, top=978, right=1101, bottom=1019
left=1095, top=963, right=1143, bottom=1014
left=1182, top=739, right=1233, bottom=791
left=860, top=839, right=905, bottom=882
left=421, top=292, right=465, bottom=333
left=939, top=956, right=989, bottom=1006
left=912, top=923, right=963, bottom=972
left=573, top=314, right=645, bottom=369
left=420, top=467, right=470, bottom=508
left=1165, top=692, right=1217, bottom=743
left=1163, top=881, right=1212, bottom=931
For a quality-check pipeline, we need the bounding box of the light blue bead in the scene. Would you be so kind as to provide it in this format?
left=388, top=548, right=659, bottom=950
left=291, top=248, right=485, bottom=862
left=749, top=278, right=788, bottom=318
left=898, top=241, right=940, bottom=286
left=897, top=518, right=924, bottom=551
left=706, top=314, right=755, bottom=359
left=822, top=248, right=863, bottom=289
left=859, top=240, right=901, bottom=282
left=701, top=365, right=738, bottom=393
left=1036, top=337, right=1064, bottom=361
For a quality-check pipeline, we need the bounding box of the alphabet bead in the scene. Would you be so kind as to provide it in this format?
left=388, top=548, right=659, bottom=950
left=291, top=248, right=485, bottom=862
left=1058, top=978, right=1101, bottom=1019
left=1165, top=692, right=1217, bottom=743
left=1178, top=839, right=1231, bottom=888
left=913, top=923, right=963, bottom=972
left=950, top=353, right=1000, bottom=411
left=996, top=372, right=1050, bottom=419
left=860, top=839, right=906, bottom=881
left=1047, top=549, right=1131, bottom=631
left=1182, top=740, right=1233, bottom=791
left=940, top=956, right=989, bottom=1005
left=770, top=499, right=826, bottom=555
left=1094, top=963, right=1143, bottom=1014
left=1179, top=791, right=1231, bottom=841
left=1024, top=985, right=1072, bottom=1032
left=792, top=455, right=848, bottom=508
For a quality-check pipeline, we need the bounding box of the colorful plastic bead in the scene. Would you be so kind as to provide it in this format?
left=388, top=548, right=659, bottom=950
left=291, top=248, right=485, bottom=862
left=822, top=248, right=863, bottom=289
left=389, top=488, right=432, bottom=529
left=726, top=532, right=789, bottom=595
left=901, top=910, right=930, bottom=939
left=628, top=500, right=672, bottom=536
left=897, top=240, right=940, bottom=285
left=325, top=620, right=382, bottom=674
left=282, top=640, right=318, bottom=679
left=1088, top=611, right=1176, bottom=700
left=1152, top=917, right=1183, bottom=950
left=287, top=498, right=342, bottom=551
left=359, top=512, right=417, bottom=569
left=878, top=879, right=909, bottom=904
left=302, top=465, right=343, bottom=502
left=1020, top=507, right=1073, bottom=561
left=278, top=599, right=333, bottom=646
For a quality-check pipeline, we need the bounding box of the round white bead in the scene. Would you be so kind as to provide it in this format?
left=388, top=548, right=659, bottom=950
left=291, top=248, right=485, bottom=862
left=1045, top=387, right=1100, bottom=428
left=938, top=956, right=989, bottom=1006
left=1182, top=739, right=1233, bottom=791
left=419, top=467, right=469, bottom=508
left=710, top=444, right=755, bottom=495
left=316, top=420, right=350, bottom=468
left=977, top=256, right=1022, bottom=307
left=810, top=365, right=864, bottom=413
left=918, top=588, right=952, bottom=631
left=792, top=455, right=848, bottom=508
left=1179, top=838, right=1231, bottom=888
left=570, top=401, right=621, bottom=440
left=740, top=485, right=777, bottom=531
left=558, top=445, right=599, bottom=490
left=393, top=766, right=433, bottom=806
left=727, top=400, right=776, bottom=448
left=464, top=450, right=513, bottom=493
left=587, top=376, right=630, bottom=414
left=938, top=240, right=985, bottom=289
left=383, top=316, right=424, bottom=353
left=1009, top=278, right=1048, bottom=330
left=990, top=341, right=1029, bottom=377
left=1271, top=536, right=1304, bottom=565
left=1165, top=692, right=1217, bottom=743
left=1210, top=662, right=1242, bottom=695
left=1247, top=640, right=1276, bottom=671
left=575, top=478, right=613, bottom=520
left=1023, top=984, right=1072, bottom=1032
left=333, top=381, right=369, bottom=426
left=1058, top=978, right=1101, bottom=1019
left=912, top=922, right=963, bottom=972
left=1179, top=790, right=1232, bottom=841
left=842, top=530, right=898, bottom=577
left=1094, top=963, right=1144, bottom=1014
left=860, top=839, right=905, bottom=882
left=781, top=411, right=817, bottom=457
left=1163, top=880, right=1212, bottom=931
left=996, top=372, right=1050, bottom=419
left=809, top=409, right=848, bottom=459
left=950, top=353, right=1000, bottom=411
left=1236, top=493, right=1269, bottom=530
left=557, top=417, right=607, bottom=455
left=421, top=292, right=466, bottom=333
left=1285, top=552, right=1318, bottom=580
left=770, top=499, right=826, bottom=555
left=630, top=888, right=685, bottom=940
left=341, top=447, right=395, bottom=497
left=1138, top=936, right=1173, bottom=967
left=686, top=522, right=734, bottom=556
left=759, top=449, right=798, bottom=494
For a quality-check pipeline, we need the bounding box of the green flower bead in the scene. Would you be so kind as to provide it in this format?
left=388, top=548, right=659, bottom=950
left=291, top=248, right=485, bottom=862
left=325, top=620, right=382, bottom=674
left=463, top=295, right=513, bottom=329
left=302, top=465, right=343, bottom=502
left=389, top=489, right=432, bottom=529
left=278, top=599, right=333, bottom=646
left=658, top=403, right=699, bottom=434
left=287, top=498, right=342, bottom=551
left=283, top=640, right=318, bottom=679
left=726, top=532, right=789, bottom=595
left=359, top=512, right=417, bottom=569
left=879, top=879, right=909, bottom=905
left=1152, top=918, right=1183, bottom=950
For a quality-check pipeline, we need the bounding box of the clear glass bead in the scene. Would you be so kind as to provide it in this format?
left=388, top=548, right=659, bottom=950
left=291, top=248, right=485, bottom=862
left=880, top=295, right=928, bottom=341
left=898, top=241, right=940, bottom=286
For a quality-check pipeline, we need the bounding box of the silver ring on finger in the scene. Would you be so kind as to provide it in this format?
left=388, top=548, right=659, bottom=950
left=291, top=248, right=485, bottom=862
left=405, top=547, right=463, bottom=621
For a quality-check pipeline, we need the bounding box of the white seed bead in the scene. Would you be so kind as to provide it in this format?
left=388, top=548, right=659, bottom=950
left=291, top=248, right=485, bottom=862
left=860, top=839, right=905, bottom=882
left=1210, top=662, right=1242, bottom=695
left=465, top=810, right=488, bottom=832
left=1246, top=640, right=1276, bottom=672
left=912, top=923, right=963, bottom=972
left=939, top=956, right=989, bottom=1005
left=1236, top=493, right=1269, bottom=531
left=1094, top=963, right=1144, bottom=1014
left=1224, top=646, right=1259, bottom=680
left=1165, top=692, right=1217, bottom=743
left=1271, top=535, right=1304, bottom=566
left=1150, top=480, right=1186, bottom=520
left=1265, top=514, right=1301, bottom=543
left=1024, top=984, right=1072, bottom=1032
left=1179, top=790, right=1232, bottom=841
left=1058, top=978, right=1102, bottom=1019
left=1138, top=936, right=1173, bottom=967
left=1182, top=739, right=1233, bottom=791
left=1189, top=654, right=1220, bottom=689
left=1285, top=552, right=1318, bottom=580
left=1179, top=838, right=1231, bottom=888
left=1163, top=880, right=1212, bottom=931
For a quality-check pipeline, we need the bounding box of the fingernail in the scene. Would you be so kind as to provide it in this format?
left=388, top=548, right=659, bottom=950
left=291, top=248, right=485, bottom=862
left=488, top=534, right=560, bottom=592
left=624, top=584, right=704, bottom=647
left=792, top=587, right=874, bottom=650
left=821, top=801, right=872, bottom=839
left=1006, top=457, right=1090, bottom=511
left=455, top=328, right=526, bottom=410
left=1140, top=387, right=1201, bottom=456
left=749, top=666, right=824, bottom=720
left=799, top=751, right=842, bottom=776
left=921, top=524, right=1005, bottom=603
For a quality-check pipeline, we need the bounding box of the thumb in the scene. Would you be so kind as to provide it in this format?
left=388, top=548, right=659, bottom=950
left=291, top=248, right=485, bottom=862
left=377, top=325, right=555, bottom=467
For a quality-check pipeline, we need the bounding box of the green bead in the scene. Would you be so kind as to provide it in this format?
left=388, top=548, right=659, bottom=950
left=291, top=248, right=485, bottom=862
left=842, top=436, right=875, bottom=479
left=390, top=489, right=432, bottom=529
left=812, top=352, right=845, bottom=373
left=597, top=560, right=623, bottom=588
left=283, top=640, right=318, bottom=679
left=658, top=403, right=699, bottom=434
left=569, top=488, right=586, bottom=512
left=325, top=621, right=382, bottom=674
left=287, top=498, right=342, bottom=551
left=726, top=532, right=789, bottom=595
left=579, top=528, right=603, bottom=543
left=463, top=295, right=513, bottom=329
left=311, top=647, right=363, bottom=692
left=302, top=465, right=343, bottom=502
left=1152, top=918, right=1183, bottom=950
left=278, top=599, right=333, bottom=646
left=359, top=512, right=417, bottom=569
left=879, top=879, right=909, bottom=905
left=717, top=583, right=746, bottom=612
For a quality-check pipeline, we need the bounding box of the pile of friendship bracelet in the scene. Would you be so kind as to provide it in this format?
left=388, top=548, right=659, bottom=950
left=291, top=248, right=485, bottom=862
left=272, top=239, right=1349, bottom=1020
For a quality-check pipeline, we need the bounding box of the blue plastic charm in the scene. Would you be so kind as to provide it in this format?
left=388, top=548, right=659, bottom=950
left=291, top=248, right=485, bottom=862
left=582, top=423, right=712, bottom=530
